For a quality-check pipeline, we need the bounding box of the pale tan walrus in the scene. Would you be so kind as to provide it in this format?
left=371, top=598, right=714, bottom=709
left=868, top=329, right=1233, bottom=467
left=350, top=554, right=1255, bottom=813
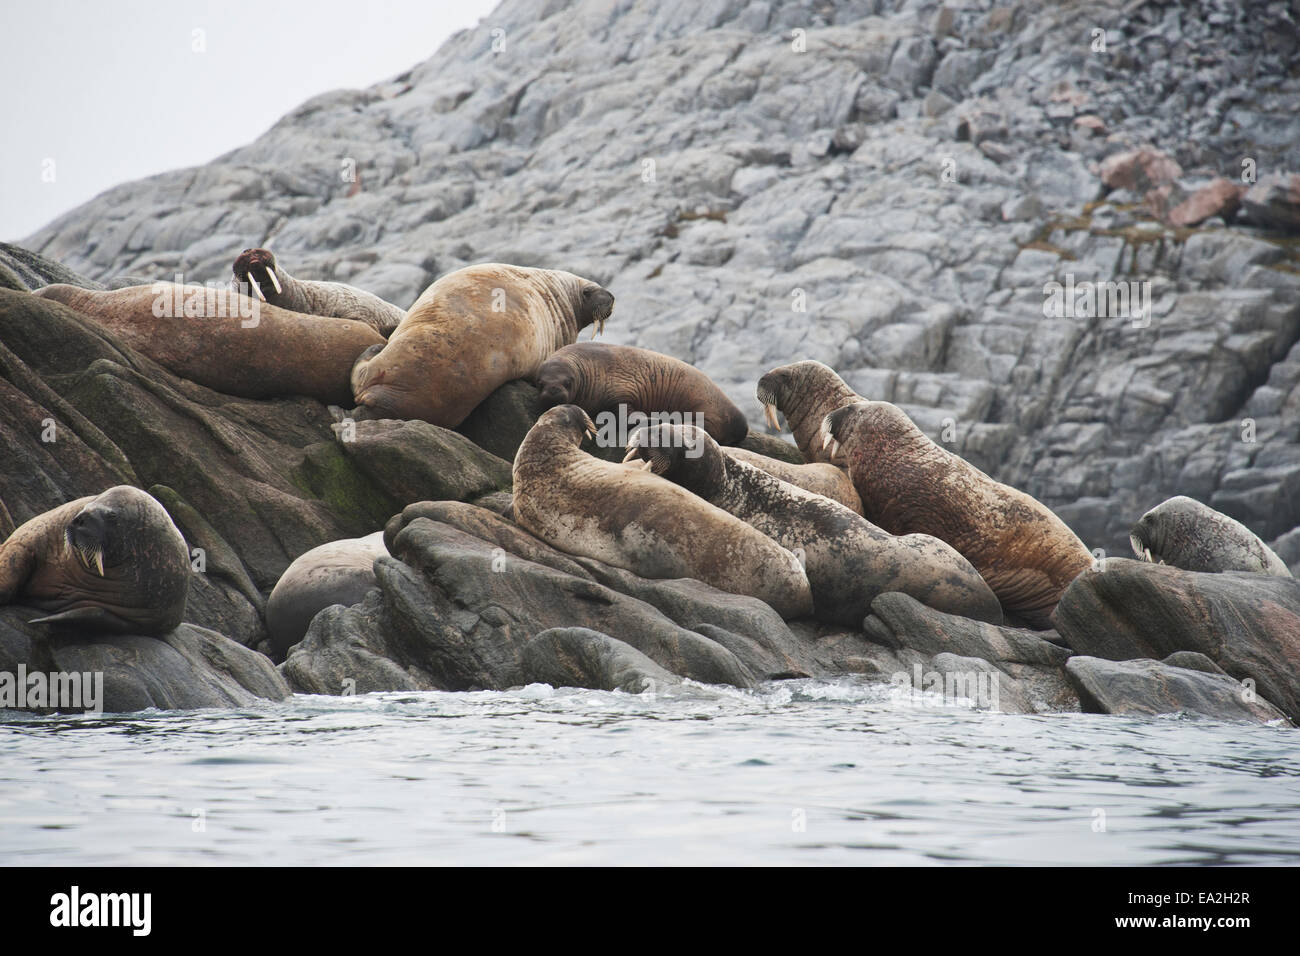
left=351, top=264, right=614, bottom=427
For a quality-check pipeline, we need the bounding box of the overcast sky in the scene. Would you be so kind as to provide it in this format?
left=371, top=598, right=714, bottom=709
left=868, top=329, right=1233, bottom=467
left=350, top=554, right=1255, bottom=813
left=0, top=0, right=499, bottom=241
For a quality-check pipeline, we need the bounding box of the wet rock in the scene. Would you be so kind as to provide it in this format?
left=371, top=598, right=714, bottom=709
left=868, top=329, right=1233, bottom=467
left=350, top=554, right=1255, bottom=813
left=1065, top=656, right=1292, bottom=725
left=521, top=628, right=680, bottom=693
left=0, top=607, right=290, bottom=713
left=1054, top=559, right=1300, bottom=722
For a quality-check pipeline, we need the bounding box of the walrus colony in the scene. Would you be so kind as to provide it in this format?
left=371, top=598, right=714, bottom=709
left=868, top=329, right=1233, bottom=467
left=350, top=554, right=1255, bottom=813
left=11, top=250, right=1260, bottom=643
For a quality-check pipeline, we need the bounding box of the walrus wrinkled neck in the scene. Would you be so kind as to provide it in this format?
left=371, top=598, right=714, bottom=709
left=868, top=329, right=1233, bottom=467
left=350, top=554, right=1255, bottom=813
left=514, top=421, right=589, bottom=479
left=784, top=376, right=859, bottom=435
left=655, top=433, right=725, bottom=499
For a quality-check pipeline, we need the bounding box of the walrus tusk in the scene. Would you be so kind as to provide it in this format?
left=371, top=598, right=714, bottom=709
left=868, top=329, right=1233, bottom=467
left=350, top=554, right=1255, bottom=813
left=621, top=446, right=640, bottom=464
left=93, top=549, right=104, bottom=577
left=265, top=268, right=282, bottom=295
left=828, top=439, right=840, bottom=458
left=246, top=276, right=266, bottom=301
left=764, top=402, right=782, bottom=431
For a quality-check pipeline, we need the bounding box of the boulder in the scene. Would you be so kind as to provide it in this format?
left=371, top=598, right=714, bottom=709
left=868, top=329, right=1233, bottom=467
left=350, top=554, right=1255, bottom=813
left=521, top=627, right=681, bottom=693
left=1054, top=559, right=1300, bottom=723
left=0, top=606, right=290, bottom=713
left=1065, top=656, right=1292, bottom=725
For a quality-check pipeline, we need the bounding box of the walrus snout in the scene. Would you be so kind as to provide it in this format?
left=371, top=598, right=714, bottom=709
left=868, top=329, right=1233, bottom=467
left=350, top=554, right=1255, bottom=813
left=582, top=287, right=614, bottom=337
left=538, top=386, right=569, bottom=408
left=65, top=509, right=111, bottom=576
left=232, top=248, right=282, bottom=302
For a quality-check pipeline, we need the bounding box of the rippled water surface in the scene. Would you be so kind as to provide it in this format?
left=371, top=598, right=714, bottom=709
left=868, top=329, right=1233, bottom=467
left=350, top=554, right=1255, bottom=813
left=2, top=679, right=1298, bottom=865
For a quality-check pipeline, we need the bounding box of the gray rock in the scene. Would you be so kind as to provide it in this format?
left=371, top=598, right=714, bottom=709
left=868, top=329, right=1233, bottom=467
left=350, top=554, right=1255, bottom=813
left=1054, top=559, right=1300, bottom=723
left=0, top=607, right=290, bottom=713
left=1066, top=656, right=1292, bottom=725
left=521, top=628, right=681, bottom=693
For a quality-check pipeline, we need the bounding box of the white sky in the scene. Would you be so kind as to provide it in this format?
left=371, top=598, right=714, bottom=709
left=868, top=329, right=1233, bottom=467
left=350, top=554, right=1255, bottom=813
left=0, top=0, right=500, bottom=241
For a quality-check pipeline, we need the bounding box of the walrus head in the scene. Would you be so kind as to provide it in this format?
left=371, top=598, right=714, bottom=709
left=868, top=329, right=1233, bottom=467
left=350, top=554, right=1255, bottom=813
left=535, top=353, right=580, bottom=409
left=623, top=424, right=721, bottom=492
left=577, top=283, right=615, bottom=338
left=62, top=486, right=166, bottom=578
left=535, top=404, right=599, bottom=445
left=232, top=247, right=283, bottom=303
left=755, top=360, right=855, bottom=433
left=1128, top=505, right=1169, bottom=566
left=1128, top=495, right=1291, bottom=575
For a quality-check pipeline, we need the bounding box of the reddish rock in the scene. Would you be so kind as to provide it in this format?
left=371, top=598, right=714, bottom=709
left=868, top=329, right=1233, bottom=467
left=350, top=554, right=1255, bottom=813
left=1074, top=114, right=1107, bottom=136
left=1166, top=178, right=1246, bottom=227
left=1099, top=147, right=1183, bottom=192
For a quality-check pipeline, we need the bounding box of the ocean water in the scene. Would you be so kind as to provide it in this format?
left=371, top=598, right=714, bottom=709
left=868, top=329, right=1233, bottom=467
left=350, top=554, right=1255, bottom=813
left=1, top=678, right=1298, bottom=866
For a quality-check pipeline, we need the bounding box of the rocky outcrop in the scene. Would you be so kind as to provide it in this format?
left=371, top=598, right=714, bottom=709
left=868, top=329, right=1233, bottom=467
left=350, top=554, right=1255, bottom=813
left=1066, top=656, right=1292, bottom=726
left=0, top=607, right=290, bottom=713
left=520, top=627, right=680, bottom=693
left=280, top=500, right=892, bottom=694
left=19, top=0, right=1300, bottom=573
left=1054, top=559, right=1300, bottom=722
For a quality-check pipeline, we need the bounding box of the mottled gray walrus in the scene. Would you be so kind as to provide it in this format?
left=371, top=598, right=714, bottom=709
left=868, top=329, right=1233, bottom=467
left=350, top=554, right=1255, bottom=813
left=232, top=247, right=406, bottom=336
left=624, top=423, right=1003, bottom=627
left=1130, top=496, right=1292, bottom=577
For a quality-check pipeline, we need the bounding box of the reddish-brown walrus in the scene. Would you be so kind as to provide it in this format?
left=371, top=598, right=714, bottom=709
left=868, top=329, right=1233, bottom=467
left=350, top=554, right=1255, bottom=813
left=33, top=283, right=385, bottom=405
left=535, top=343, right=748, bottom=445
left=624, top=423, right=1003, bottom=627
left=0, top=486, right=190, bottom=636
left=821, top=401, right=1094, bottom=629
left=232, top=247, right=406, bottom=336
left=512, top=405, right=813, bottom=620
left=351, top=264, right=614, bottom=428
left=755, top=360, right=863, bottom=465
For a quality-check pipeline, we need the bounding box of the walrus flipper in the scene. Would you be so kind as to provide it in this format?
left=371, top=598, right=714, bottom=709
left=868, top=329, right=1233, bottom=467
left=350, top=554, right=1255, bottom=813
left=29, top=606, right=140, bottom=635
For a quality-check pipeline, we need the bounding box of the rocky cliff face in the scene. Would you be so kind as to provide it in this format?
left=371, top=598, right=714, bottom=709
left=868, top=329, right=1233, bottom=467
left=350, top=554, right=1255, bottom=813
left=23, top=0, right=1300, bottom=563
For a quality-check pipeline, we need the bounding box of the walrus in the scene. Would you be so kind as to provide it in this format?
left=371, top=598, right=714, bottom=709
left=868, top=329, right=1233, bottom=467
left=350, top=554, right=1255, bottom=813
left=512, top=405, right=813, bottom=619
left=624, top=424, right=1002, bottom=627
left=821, top=401, right=1094, bottom=629
left=351, top=264, right=614, bottom=427
left=535, top=343, right=748, bottom=444
left=722, top=446, right=864, bottom=514
left=1130, top=496, right=1292, bottom=577
left=755, top=360, right=863, bottom=465
left=33, top=283, right=385, bottom=405
left=0, top=486, right=190, bottom=635
left=232, top=247, right=406, bottom=336
left=265, top=531, right=387, bottom=658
